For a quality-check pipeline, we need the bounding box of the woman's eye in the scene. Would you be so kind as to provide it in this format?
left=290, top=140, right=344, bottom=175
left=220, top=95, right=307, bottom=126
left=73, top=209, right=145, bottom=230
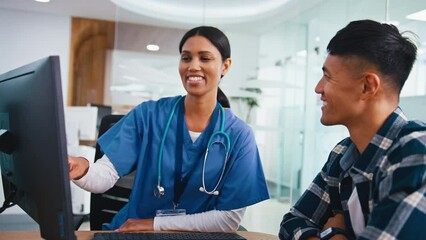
left=180, top=56, right=190, bottom=61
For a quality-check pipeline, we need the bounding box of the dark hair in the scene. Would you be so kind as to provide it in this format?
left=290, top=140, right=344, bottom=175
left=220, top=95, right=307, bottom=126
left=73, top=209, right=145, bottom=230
left=327, top=19, right=417, bottom=93
left=179, top=26, right=231, bottom=108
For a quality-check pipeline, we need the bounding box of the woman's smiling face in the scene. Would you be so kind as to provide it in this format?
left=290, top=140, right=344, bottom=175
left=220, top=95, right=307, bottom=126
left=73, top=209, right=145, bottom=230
left=179, top=35, right=230, bottom=100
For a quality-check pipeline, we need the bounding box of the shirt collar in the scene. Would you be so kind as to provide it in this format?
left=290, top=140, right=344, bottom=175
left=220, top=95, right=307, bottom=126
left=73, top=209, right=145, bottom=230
left=351, top=107, right=408, bottom=176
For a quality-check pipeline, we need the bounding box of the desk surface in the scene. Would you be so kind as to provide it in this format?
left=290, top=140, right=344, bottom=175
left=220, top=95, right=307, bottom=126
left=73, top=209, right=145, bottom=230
left=0, top=230, right=279, bottom=240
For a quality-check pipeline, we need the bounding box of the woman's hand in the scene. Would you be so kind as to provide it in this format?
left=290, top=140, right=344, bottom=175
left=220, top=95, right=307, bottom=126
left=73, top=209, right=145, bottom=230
left=68, top=155, right=89, bottom=180
left=117, top=218, right=154, bottom=232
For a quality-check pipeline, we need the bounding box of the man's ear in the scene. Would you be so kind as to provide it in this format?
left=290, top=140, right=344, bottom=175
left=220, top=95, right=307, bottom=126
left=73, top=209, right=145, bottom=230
left=221, top=58, right=232, bottom=77
left=360, top=72, right=380, bottom=100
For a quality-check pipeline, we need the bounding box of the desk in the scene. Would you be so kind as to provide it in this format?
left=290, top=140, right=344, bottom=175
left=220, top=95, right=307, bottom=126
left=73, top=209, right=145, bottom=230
left=0, top=231, right=279, bottom=240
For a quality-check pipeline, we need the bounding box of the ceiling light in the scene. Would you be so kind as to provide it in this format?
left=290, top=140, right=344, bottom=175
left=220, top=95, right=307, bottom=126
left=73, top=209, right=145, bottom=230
left=146, top=44, right=160, bottom=51
left=35, top=0, right=50, bottom=2
left=111, top=0, right=291, bottom=25
left=406, top=9, right=426, bottom=21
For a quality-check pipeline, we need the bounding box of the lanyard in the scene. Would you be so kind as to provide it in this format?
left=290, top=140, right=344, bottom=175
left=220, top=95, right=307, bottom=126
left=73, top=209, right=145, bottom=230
left=173, top=101, right=220, bottom=208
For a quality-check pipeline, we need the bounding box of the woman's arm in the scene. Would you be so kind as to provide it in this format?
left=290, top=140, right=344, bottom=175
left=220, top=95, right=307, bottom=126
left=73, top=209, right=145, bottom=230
left=117, top=208, right=246, bottom=232
left=72, top=155, right=120, bottom=193
left=154, top=208, right=246, bottom=232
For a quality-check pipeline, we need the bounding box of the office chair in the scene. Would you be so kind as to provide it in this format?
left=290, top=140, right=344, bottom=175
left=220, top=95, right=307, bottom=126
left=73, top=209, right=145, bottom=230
left=89, top=114, right=133, bottom=230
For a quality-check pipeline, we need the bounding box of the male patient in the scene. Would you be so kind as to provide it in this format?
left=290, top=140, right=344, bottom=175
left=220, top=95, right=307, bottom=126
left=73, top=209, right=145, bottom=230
left=279, top=19, right=426, bottom=240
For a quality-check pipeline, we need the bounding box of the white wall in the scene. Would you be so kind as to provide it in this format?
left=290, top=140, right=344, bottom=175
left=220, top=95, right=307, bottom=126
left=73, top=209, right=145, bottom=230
left=0, top=8, right=70, bottom=101
left=0, top=8, right=71, bottom=214
left=224, top=31, right=260, bottom=88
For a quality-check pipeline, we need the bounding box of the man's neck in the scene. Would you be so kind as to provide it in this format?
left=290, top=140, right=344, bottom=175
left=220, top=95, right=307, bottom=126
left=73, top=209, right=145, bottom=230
left=348, top=103, right=397, bottom=154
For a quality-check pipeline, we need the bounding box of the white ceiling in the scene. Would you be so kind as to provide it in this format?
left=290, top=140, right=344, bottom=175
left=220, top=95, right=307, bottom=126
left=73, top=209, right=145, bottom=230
left=0, top=0, right=323, bottom=34
left=0, top=0, right=117, bottom=21
left=112, top=0, right=293, bottom=25
left=2, top=0, right=426, bottom=34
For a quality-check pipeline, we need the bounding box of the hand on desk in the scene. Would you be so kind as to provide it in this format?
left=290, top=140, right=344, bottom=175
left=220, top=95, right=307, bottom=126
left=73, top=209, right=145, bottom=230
left=306, top=213, right=347, bottom=240
left=117, top=218, right=154, bottom=232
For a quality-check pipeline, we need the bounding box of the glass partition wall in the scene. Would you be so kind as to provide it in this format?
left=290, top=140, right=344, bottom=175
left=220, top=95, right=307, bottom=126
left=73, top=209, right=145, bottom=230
left=106, top=0, right=426, bottom=234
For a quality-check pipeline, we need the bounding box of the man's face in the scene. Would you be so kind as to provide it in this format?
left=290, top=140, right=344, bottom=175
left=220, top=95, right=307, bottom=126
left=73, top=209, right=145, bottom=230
left=314, top=54, right=365, bottom=127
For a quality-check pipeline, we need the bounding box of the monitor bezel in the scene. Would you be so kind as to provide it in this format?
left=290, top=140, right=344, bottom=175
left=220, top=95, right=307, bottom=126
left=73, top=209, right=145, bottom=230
left=0, top=56, right=76, bottom=240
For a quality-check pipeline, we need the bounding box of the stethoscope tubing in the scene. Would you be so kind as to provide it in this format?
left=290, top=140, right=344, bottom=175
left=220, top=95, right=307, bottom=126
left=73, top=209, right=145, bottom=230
left=157, top=97, right=183, bottom=194
left=200, top=140, right=229, bottom=195
left=157, top=96, right=230, bottom=197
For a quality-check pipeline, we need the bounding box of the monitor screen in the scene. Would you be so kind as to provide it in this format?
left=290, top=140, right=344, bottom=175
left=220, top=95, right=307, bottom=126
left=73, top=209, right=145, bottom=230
left=0, top=56, right=76, bottom=240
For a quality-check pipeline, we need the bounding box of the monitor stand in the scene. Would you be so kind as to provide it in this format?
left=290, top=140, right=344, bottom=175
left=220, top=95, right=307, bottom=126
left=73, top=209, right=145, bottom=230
left=0, top=129, right=17, bottom=213
left=0, top=129, right=16, bottom=155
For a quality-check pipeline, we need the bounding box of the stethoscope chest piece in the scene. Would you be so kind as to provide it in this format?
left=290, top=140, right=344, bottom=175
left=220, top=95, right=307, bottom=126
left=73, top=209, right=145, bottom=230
left=154, top=184, right=165, bottom=198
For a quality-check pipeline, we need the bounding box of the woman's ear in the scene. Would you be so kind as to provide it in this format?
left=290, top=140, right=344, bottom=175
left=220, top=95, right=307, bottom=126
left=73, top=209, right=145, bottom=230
left=221, top=58, right=232, bottom=77
left=360, top=72, right=380, bottom=100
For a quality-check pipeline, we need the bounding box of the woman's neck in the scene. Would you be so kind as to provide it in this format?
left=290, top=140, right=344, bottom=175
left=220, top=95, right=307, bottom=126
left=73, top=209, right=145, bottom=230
left=184, top=95, right=217, bottom=132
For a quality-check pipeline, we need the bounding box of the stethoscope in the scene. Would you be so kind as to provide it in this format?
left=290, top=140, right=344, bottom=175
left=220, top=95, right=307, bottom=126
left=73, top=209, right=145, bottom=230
left=155, top=96, right=230, bottom=197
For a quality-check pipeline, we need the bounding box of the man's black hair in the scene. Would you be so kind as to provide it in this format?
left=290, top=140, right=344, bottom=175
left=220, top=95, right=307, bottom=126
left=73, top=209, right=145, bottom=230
left=327, top=19, right=417, bottom=92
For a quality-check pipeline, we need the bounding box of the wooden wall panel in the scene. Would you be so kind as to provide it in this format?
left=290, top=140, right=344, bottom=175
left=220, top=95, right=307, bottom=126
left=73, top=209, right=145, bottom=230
left=68, top=17, right=115, bottom=106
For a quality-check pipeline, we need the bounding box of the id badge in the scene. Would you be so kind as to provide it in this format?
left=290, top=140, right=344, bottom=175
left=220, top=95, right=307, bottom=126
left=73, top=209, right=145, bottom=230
left=156, top=208, right=186, bottom=217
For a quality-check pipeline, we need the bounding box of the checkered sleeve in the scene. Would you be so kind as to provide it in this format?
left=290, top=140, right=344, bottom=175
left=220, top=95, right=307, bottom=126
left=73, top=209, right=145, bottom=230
left=359, top=129, right=426, bottom=240
left=279, top=171, right=334, bottom=239
left=279, top=140, right=351, bottom=240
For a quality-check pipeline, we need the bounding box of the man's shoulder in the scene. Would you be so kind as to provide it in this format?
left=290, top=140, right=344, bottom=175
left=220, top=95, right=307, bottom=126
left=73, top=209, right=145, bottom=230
left=385, top=120, right=426, bottom=165
left=397, top=120, right=426, bottom=148
left=399, top=120, right=426, bottom=136
left=375, top=120, right=426, bottom=201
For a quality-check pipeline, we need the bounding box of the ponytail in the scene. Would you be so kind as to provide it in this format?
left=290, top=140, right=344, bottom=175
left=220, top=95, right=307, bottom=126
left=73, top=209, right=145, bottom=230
left=217, top=87, right=230, bottom=108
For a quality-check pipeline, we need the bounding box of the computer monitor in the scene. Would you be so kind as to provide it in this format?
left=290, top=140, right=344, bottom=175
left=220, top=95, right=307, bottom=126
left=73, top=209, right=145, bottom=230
left=0, top=56, right=76, bottom=240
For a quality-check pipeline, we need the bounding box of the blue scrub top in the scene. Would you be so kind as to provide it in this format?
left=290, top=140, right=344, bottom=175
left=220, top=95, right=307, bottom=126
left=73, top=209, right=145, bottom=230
left=98, top=96, right=269, bottom=230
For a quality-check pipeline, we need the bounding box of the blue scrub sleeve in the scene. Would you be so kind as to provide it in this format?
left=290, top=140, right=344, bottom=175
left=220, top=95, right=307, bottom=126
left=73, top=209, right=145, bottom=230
left=97, top=108, right=143, bottom=177
left=215, top=127, right=270, bottom=210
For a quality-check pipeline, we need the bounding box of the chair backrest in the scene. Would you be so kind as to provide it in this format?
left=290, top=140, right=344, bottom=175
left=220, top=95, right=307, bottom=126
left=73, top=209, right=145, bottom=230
left=90, top=114, right=133, bottom=230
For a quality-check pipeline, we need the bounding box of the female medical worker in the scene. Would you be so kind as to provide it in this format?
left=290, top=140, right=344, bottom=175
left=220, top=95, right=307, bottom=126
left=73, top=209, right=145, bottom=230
left=69, top=26, right=270, bottom=232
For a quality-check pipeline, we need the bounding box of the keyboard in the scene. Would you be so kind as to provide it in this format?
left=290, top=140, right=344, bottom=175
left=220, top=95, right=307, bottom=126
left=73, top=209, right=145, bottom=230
left=92, top=232, right=247, bottom=240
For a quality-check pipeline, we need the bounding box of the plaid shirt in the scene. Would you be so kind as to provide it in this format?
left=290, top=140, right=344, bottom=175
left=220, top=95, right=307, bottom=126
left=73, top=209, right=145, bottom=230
left=279, top=108, right=426, bottom=240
